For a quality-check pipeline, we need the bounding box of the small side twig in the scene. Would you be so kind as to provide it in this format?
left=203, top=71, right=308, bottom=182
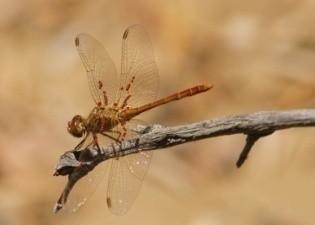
left=53, top=109, right=315, bottom=212
left=236, top=131, right=274, bottom=168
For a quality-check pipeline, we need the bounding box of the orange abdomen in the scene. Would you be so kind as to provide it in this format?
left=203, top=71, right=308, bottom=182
left=121, top=84, right=213, bottom=120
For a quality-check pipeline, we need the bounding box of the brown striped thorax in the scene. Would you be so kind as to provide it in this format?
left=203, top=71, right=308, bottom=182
left=68, top=106, right=122, bottom=138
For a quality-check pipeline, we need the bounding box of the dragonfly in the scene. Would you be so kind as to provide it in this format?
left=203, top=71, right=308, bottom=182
left=66, top=25, right=213, bottom=215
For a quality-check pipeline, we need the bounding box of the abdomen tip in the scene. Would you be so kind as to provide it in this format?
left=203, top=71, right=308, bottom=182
left=204, top=84, right=213, bottom=90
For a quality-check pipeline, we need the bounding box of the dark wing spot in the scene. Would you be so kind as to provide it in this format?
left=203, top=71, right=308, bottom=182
left=98, top=80, right=103, bottom=89
left=75, top=37, right=80, bottom=46
left=123, top=29, right=129, bottom=40
left=106, top=197, right=112, bottom=208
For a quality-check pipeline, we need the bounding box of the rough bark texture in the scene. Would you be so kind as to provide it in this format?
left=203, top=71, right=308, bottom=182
left=53, top=109, right=315, bottom=212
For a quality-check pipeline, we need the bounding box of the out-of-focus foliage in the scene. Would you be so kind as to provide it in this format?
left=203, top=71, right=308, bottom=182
left=0, top=0, right=315, bottom=224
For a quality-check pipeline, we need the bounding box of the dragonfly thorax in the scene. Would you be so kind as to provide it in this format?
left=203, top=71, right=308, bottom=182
left=85, top=106, right=120, bottom=133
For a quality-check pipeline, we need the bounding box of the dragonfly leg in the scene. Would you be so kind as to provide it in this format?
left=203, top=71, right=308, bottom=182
left=100, top=132, right=122, bottom=159
left=110, top=143, right=120, bottom=160
left=109, top=130, right=123, bottom=141
left=109, top=123, right=129, bottom=159
left=100, top=132, right=121, bottom=143
left=74, top=132, right=90, bottom=150
left=92, top=133, right=102, bottom=154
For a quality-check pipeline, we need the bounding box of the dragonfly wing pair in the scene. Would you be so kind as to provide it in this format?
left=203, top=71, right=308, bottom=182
left=75, top=25, right=159, bottom=108
left=74, top=25, right=158, bottom=215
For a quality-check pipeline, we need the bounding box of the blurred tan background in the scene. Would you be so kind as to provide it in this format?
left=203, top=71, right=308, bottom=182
left=1, top=0, right=315, bottom=224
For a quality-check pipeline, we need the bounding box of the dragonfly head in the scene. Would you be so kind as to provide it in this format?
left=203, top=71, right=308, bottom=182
left=67, top=115, right=86, bottom=138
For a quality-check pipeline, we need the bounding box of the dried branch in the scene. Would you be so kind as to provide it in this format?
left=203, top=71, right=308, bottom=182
left=53, top=109, right=315, bottom=212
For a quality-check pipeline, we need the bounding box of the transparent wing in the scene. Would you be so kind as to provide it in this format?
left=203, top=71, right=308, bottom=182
left=63, top=163, right=108, bottom=213
left=116, top=25, right=159, bottom=108
left=61, top=134, right=112, bottom=213
left=75, top=33, right=119, bottom=106
left=106, top=119, right=153, bottom=215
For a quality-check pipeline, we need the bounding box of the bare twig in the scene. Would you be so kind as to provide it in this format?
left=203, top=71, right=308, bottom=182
left=53, top=109, right=315, bottom=212
left=236, top=131, right=273, bottom=168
